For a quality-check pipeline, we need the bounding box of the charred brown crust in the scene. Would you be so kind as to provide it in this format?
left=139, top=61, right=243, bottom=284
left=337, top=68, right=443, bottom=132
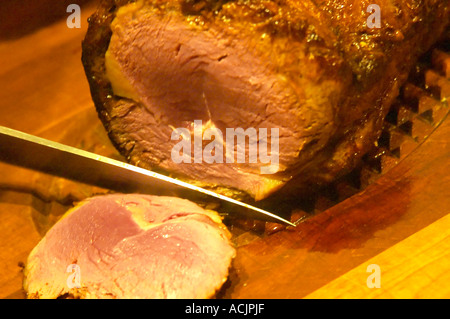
left=82, top=0, right=126, bottom=157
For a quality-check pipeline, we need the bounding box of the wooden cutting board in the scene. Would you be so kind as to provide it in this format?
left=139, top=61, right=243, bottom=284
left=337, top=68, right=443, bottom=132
left=0, top=1, right=449, bottom=299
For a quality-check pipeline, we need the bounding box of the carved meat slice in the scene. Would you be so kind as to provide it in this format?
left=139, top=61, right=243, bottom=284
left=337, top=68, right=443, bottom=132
left=23, top=194, right=235, bottom=299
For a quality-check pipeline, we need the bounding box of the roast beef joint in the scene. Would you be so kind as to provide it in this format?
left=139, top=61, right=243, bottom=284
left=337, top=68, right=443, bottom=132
left=82, top=0, right=449, bottom=201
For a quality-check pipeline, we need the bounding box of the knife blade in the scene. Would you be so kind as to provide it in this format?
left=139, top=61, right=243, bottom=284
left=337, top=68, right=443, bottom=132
left=0, top=125, right=295, bottom=226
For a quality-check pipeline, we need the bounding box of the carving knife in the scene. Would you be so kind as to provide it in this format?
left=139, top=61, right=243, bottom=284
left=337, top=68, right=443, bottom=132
left=0, top=125, right=295, bottom=226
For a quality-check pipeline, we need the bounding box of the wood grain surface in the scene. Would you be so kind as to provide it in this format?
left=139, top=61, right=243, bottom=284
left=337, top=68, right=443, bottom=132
left=306, top=212, right=450, bottom=298
left=0, top=1, right=449, bottom=299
